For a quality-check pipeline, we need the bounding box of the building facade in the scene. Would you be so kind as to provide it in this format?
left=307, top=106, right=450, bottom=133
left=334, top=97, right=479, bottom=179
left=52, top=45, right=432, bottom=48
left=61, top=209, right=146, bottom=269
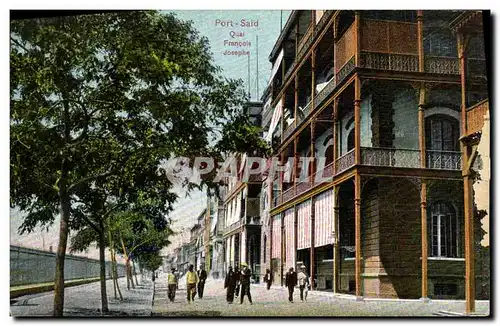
left=259, top=10, right=489, bottom=305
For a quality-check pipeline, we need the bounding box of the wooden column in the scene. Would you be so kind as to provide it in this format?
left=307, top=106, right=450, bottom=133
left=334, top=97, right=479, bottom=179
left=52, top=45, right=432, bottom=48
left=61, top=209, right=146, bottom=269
left=458, top=32, right=475, bottom=314
left=354, top=76, right=361, bottom=165
left=354, top=173, right=362, bottom=299
left=333, top=185, right=339, bottom=293
left=280, top=151, right=285, bottom=205
left=294, top=205, right=298, bottom=271
left=293, top=138, right=298, bottom=196
left=294, top=75, right=298, bottom=128
left=354, top=11, right=361, bottom=67
left=281, top=213, right=285, bottom=287
left=311, top=51, right=316, bottom=110
left=310, top=122, right=316, bottom=186
left=333, top=99, right=339, bottom=175
left=269, top=216, right=273, bottom=273
left=417, top=10, right=424, bottom=72
left=418, top=85, right=427, bottom=168
left=420, top=181, right=429, bottom=301
left=310, top=196, right=316, bottom=291
left=280, top=95, right=285, bottom=142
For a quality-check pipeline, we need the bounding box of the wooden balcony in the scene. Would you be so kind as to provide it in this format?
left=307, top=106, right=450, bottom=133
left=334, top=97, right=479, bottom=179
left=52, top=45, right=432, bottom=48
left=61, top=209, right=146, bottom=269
left=360, top=19, right=419, bottom=73
left=466, top=99, right=489, bottom=136
left=336, top=23, right=356, bottom=84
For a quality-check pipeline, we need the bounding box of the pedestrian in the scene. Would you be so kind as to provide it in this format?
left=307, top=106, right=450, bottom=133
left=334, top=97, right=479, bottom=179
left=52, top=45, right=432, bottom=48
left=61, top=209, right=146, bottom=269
left=233, top=266, right=240, bottom=299
left=186, top=264, right=199, bottom=303
left=264, top=268, right=273, bottom=290
left=167, top=268, right=178, bottom=302
left=297, top=265, right=310, bottom=302
left=224, top=266, right=237, bottom=304
left=285, top=267, right=297, bottom=303
left=239, top=262, right=253, bottom=304
left=197, top=265, right=207, bottom=298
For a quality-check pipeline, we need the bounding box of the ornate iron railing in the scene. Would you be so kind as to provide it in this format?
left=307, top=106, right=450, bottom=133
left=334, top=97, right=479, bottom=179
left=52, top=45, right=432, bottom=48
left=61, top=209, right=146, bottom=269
left=296, top=100, right=312, bottom=126
left=313, top=77, right=336, bottom=111
left=335, top=149, right=355, bottom=174
left=283, top=122, right=295, bottom=140
left=223, top=220, right=241, bottom=235
left=426, top=150, right=462, bottom=170
left=466, top=99, right=488, bottom=135
left=312, top=162, right=334, bottom=185
left=296, top=179, right=311, bottom=198
left=336, top=56, right=355, bottom=85
left=425, top=56, right=460, bottom=75
left=361, top=147, right=421, bottom=168
left=361, top=52, right=419, bottom=72
left=281, top=187, right=294, bottom=203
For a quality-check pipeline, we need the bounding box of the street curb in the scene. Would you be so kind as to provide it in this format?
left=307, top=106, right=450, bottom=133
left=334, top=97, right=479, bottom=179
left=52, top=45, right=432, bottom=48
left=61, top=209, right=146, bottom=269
left=10, top=277, right=102, bottom=299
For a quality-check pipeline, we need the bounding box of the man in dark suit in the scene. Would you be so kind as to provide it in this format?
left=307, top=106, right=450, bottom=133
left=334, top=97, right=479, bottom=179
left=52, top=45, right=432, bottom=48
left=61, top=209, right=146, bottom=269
left=285, top=267, right=298, bottom=303
left=224, top=266, right=237, bottom=303
left=197, top=265, right=207, bottom=298
left=239, top=262, right=253, bottom=304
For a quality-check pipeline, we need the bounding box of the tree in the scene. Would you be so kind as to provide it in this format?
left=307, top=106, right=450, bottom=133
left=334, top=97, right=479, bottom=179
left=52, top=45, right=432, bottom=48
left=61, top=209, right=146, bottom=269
left=11, top=11, right=267, bottom=316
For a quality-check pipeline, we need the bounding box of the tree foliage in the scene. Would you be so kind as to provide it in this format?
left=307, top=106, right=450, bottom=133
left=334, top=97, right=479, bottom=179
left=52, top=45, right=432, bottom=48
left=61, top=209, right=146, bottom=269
left=10, top=11, right=267, bottom=315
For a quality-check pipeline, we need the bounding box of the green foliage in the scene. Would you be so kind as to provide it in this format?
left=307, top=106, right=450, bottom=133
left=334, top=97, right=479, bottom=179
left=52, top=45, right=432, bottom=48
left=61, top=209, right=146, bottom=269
left=10, top=10, right=267, bottom=235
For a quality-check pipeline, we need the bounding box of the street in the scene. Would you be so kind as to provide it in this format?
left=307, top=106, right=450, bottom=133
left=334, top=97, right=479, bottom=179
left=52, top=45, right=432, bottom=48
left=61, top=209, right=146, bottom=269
left=152, top=274, right=490, bottom=317
left=10, top=272, right=490, bottom=317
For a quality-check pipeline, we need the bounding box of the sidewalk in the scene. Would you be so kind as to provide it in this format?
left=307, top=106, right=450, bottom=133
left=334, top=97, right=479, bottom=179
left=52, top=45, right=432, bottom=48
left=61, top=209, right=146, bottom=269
left=11, top=275, right=154, bottom=317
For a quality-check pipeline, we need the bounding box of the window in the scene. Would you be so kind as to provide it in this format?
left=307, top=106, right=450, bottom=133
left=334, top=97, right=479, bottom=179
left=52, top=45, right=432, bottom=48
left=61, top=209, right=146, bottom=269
left=426, top=115, right=459, bottom=151
left=347, top=129, right=355, bottom=151
left=424, top=30, right=457, bottom=57
left=429, top=202, right=459, bottom=258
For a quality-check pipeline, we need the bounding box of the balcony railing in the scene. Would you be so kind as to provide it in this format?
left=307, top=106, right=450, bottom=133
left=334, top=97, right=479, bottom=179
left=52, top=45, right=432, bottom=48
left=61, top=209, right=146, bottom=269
left=223, top=220, right=241, bottom=235
left=361, top=52, right=418, bottom=72
left=425, top=56, right=460, bottom=75
left=296, top=179, right=311, bottom=198
left=313, top=77, right=336, bottom=111
left=466, top=99, right=488, bottom=135
left=426, top=150, right=462, bottom=170
left=312, top=161, right=335, bottom=184
left=283, top=122, right=295, bottom=140
left=282, top=187, right=295, bottom=203
left=361, top=147, right=421, bottom=168
left=335, top=149, right=355, bottom=174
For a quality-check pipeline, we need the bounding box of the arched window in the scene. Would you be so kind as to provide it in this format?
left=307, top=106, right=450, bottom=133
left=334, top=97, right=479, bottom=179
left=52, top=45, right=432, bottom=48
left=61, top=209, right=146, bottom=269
left=428, top=202, right=459, bottom=258
left=425, top=115, right=459, bottom=151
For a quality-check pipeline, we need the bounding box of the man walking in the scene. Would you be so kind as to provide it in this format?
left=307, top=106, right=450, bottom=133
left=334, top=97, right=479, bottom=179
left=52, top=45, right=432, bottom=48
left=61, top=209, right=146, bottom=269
left=224, top=266, right=237, bottom=304
left=167, top=268, right=178, bottom=302
left=264, top=268, right=273, bottom=290
left=297, top=265, right=310, bottom=301
left=186, top=264, right=199, bottom=303
left=197, top=265, right=208, bottom=299
left=285, top=267, right=297, bottom=303
left=233, top=266, right=240, bottom=299
left=239, top=262, right=253, bottom=304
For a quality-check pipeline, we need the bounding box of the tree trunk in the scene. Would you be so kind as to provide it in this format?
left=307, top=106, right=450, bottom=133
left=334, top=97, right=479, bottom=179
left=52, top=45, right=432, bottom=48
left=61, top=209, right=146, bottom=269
left=119, top=233, right=131, bottom=290
left=112, top=249, right=123, bottom=300
left=132, top=259, right=139, bottom=285
left=108, top=227, right=122, bottom=300
left=98, top=227, right=109, bottom=313
left=129, top=262, right=135, bottom=288
left=53, top=193, right=70, bottom=316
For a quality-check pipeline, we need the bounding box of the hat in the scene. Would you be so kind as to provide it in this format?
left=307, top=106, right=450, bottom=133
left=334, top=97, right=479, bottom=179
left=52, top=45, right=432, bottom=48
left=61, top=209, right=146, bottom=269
left=300, top=265, right=306, bottom=269
left=241, top=262, right=248, bottom=267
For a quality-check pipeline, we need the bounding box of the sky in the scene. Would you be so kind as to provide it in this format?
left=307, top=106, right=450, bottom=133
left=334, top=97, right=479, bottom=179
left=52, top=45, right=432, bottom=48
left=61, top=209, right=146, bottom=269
left=10, top=10, right=290, bottom=258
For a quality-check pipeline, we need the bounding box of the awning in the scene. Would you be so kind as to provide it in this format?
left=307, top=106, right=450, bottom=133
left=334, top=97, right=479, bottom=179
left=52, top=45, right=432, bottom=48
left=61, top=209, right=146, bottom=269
left=265, top=99, right=283, bottom=142
left=267, top=48, right=284, bottom=86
